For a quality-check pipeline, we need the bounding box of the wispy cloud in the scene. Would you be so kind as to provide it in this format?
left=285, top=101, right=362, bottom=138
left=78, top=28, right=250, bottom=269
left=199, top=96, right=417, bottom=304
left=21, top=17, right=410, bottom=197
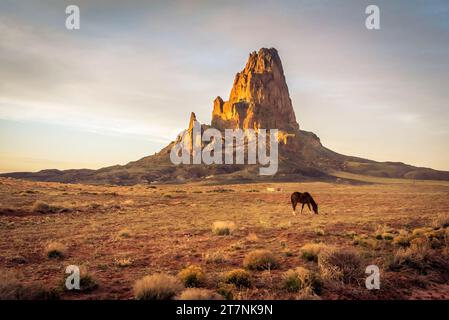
left=0, top=0, right=448, bottom=171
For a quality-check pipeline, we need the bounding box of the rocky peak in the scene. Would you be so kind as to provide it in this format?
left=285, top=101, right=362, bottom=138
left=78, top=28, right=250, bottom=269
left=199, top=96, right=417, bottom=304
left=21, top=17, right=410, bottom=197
left=188, top=112, right=198, bottom=132
left=211, top=48, right=299, bottom=133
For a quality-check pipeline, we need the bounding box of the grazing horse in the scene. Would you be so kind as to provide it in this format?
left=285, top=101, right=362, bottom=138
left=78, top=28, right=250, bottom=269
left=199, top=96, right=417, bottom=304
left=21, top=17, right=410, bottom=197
left=291, top=192, right=318, bottom=215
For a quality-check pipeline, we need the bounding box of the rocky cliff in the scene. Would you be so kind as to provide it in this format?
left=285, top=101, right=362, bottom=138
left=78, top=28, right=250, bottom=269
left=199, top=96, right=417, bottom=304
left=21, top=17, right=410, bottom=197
left=3, top=48, right=449, bottom=185
left=212, top=48, right=299, bottom=133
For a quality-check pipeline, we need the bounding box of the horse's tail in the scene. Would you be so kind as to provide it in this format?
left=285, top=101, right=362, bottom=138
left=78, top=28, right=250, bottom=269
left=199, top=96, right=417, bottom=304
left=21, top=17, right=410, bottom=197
left=309, top=195, right=318, bottom=214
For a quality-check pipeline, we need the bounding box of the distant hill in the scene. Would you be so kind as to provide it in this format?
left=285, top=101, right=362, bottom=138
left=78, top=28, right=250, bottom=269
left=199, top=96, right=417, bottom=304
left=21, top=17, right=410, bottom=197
left=3, top=48, right=449, bottom=185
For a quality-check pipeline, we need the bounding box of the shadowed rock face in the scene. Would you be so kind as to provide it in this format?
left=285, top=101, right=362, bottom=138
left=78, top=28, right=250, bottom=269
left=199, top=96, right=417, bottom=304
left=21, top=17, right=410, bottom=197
left=212, top=48, right=299, bottom=133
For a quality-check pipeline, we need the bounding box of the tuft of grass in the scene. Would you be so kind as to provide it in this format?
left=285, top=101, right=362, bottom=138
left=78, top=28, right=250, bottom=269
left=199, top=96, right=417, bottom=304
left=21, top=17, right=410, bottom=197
left=203, top=251, right=228, bottom=264
left=133, top=273, right=183, bottom=300
left=177, top=265, right=206, bottom=287
left=63, top=266, right=98, bottom=293
left=318, top=248, right=362, bottom=284
left=315, top=229, right=325, bottom=236
left=424, top=228, right=446, bottom=240
left=0, top=270, right=60, bottom=300
left=393, top=234, right=411, bottom=247
left=243, top=249, right=278, bottom=270
left=382, top=232, right=395, bottom=241
left=177, top=288, right=222, bottom=300
left=45, top=242, right=67, bottom=259
left=346, top=231, right=357, bottom=238
left=208, top=188, right=234, bottom=193
left=295, top=287, right=322, bottom=300
left=390, top=237, right=433, bottom=272
left=217, top=283, right=235, bottom=300
left=412, top=227, right=433, bottom=237
left=212, top=221, right=236, bottom=236
left=78, top=271, right=98, bottom=293
left=117, top=228, right=132, bottom=238
left=300, top=243, right=327, bottom=262
left=223, top=269, right=251, bottom=288
left=246, top=232, right=259, bottom=243
left=114, top=257, right=133, bottom=268
left=32, top=201, right=64, bottom=214
left=374, top=224, right=396, bottom=240
left=432, top=213, right=449, bottom=229
left=352, top=233, right=377, bottom=248
left=88, top=203, right=102, bottom=210
left=282, top=267, right=322, bottom=294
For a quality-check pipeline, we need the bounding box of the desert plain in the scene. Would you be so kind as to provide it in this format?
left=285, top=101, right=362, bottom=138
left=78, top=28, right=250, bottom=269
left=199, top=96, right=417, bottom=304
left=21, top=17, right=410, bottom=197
left=1, top=176, right=449, bottom=300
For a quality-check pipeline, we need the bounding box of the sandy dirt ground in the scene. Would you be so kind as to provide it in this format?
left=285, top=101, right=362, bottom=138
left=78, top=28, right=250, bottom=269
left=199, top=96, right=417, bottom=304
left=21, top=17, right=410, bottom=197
left=1, top=177, right=449, bottom=300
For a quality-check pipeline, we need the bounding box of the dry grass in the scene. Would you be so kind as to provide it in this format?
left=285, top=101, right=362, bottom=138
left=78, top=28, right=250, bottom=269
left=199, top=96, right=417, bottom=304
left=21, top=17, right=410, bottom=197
left=63, top=266, right=98, bottom=293
left=203, top=251, right=228, bottom=264
left=222, top=269, right=251, bottom=288
left=117, top=228, right=132, bottom=238
left=0, top=270, right=59, bottom=300
left=45, top=241, right=67, bottom=259
left=114, top=257, right=133, bottom=268
left=177, top=265, right=206, bottom=287
left=246, top=232, right=259, bottom=242
left=318, top=248, right=362, bottom=284
left=432, top=213, right=449, bottom=229
left=295, top=287, right=322, bottom=300
left=393, top=233, right=412, bottom=247
left=390, top=237, right=433, bottom=271
left=212, top=221, right=236, bottom=235
left=177, top=288, right=222, bottom=300
left=217, top=283, right=235, bottom=300
left=243, top=249, right=278, bottom=270
left=32, top=201, right=65, bottom=214
left=282, top=267, right=322, bottom=294
left=412, top=227, right=434, bottom=237
left=2, top=178, right=449, bottom=299
left=133, top=274, right=183, bottom=300
left=300, top=243, right=328, bottom=262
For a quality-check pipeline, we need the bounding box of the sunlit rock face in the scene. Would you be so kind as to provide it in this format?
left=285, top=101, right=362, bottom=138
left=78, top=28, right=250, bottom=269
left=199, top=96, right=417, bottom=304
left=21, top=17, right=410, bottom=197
left=5, top=47, right=449, bottom=183
left=174, top=112, right=208, bottom=156
left=211, top=48, right=299, bottom=134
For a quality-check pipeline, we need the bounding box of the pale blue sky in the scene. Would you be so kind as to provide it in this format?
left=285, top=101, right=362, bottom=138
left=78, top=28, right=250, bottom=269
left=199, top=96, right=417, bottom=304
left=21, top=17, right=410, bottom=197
left=0, top=0, right=448, bottom=172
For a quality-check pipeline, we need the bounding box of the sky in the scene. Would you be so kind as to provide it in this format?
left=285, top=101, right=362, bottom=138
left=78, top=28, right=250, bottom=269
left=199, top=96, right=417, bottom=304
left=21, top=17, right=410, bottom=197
left=0, top=0, right=448, bottom=173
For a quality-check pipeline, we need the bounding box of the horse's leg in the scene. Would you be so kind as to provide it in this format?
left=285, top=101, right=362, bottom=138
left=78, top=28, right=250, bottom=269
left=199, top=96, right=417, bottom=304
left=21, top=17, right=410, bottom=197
left=301, top=203, right=305, bottom=214
left=291, top=199, right=297, bottom=216
left=306, top=203, right=311, bottom=212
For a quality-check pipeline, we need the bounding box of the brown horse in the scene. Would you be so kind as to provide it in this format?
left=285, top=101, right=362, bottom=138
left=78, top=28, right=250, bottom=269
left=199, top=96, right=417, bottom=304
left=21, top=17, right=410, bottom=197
left=291, top=192, right=318, bottom=215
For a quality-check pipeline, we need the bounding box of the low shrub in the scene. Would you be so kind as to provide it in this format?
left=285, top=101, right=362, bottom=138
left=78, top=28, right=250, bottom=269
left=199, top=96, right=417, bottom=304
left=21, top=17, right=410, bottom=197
left=318, top=248, right=362, bottom=283
left=243, top=250, right=278, bottom=270
left=177, top=288, right=222, bottom=300
left=45, top=242, right=67, bottom=259
left=178, top=265, right=206, bottom=287
left=222, top=269, right=251, bottom=288
left=212, top=221, right=236, bottom=236
left=300, top=243, right=327, bottom=262
left=282, top=267, right=322, bottom=294
left=133, top=273, right=183, bottom=300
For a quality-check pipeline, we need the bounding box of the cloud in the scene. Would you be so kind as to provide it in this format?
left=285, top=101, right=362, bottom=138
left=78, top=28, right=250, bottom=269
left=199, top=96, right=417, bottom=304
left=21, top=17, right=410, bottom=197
left=0, top=0, right=448, bottom=170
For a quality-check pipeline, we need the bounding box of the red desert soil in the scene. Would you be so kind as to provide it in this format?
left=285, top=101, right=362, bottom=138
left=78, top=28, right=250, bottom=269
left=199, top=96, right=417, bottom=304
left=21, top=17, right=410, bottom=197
left=0, top=177, right=448, bottom=300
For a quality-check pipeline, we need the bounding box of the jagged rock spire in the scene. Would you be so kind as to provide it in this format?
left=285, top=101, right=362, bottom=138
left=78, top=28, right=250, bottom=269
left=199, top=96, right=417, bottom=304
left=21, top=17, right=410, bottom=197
left=212, top=48, right=299, bottom=132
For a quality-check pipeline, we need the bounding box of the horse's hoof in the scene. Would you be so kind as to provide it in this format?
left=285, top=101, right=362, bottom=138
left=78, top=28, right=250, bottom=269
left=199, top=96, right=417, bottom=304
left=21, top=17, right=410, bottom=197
left=292, top=211, right=296, bottom=216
